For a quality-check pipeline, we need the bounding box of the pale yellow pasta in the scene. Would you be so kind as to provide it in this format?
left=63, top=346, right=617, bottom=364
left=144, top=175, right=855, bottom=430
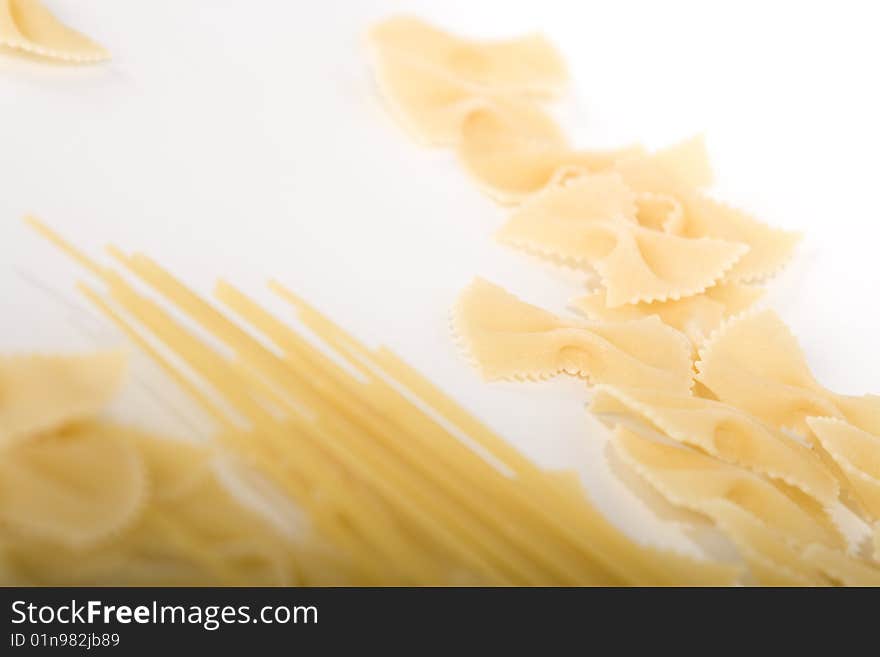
left=633, top=138, right=715, bottom=237
left=0, top=416, right=327, bottom=586
left=497, top=174, right=748, bottom=306
left=0, top=346, right=330, bottom=585
left=131, top=431, right=214, bottom=503
left=458, top=106, right=643, bottom=203
left=806, top=417, right=880, bottom=520
left=368, top=48, right=487, bottom=145
left=362, top=16, right=877, bottom=585
left=613, top=154, right=801, bottom=282
left=140, top=459, right=302, bottom=586
left=0, top=0, right=108, bottom=63
left=454, top=278, right=693, bottom=393
left=611, top=426, right=842, bottom=549
left=367, top=47, right=563, bottom=146
left=697, top=310, right=833, bottom=428
left=30, top=218, right=738, bottom=586
left=0, top=463, right=307, bottom=586
left=547, top=469, right=585, bottom=496
left=367, top=16, right=567, bottom=146
left=458, top=119, right=716, bottom=205
left=591, top=385, right=838, bottom=506
left=572, top=281, right=763, bottom=343
left=634, top=192, right=685, bottom=234
left=648, top=134, right=714, bottom=190
left=801, top=544, right=880, bottom=587
left=704, top=500, right=827, bottom=586
left=696, top=310, right=880, bottom=436
left=499, top=171, right=641, bottom=228
left=0, top=351, right=125, bottom=448
left=745, top=560, right=815, bottom=586
left=0, top=421, right=146, bottom=548
left=833, top=395, right=880, bottom=439
left=0, top=533, right=214, bottom=586
left=368, top=16, right=567, bottom=97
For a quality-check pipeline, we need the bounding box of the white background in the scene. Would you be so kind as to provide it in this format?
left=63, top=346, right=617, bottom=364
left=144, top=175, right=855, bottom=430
left=1, top=1, right=878, bottom=556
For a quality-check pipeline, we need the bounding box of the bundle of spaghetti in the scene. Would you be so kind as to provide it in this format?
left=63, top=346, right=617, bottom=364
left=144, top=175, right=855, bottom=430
left=369, top=17, right=880, bottom=584
left=25, top=217, right=737, bottom=586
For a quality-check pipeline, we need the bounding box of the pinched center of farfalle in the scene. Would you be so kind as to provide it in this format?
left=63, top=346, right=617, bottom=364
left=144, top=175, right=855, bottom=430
left=453, top=277, right=693, bottom=392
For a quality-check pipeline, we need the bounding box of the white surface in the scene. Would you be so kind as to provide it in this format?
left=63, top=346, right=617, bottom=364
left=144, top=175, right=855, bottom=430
left=1, top=0, right=878, bottom=557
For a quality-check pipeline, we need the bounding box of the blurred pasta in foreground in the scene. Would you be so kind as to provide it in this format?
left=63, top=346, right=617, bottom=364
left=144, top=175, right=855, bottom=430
left=1, top=218, right=739, bottom=586
left=2, top=15, right=879, bottom=587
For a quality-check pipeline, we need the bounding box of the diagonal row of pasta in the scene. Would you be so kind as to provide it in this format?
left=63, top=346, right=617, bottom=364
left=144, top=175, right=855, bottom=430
left=368, top=16, right=796, bottom=346
left=497, top=173, right=749, bottom=307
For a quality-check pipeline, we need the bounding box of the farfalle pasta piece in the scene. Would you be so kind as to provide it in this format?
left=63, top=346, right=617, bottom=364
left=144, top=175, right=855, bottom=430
left=0, top=350, right=126, bottom=448
left=368, top=45, right=565, bottom=146
left=368, top=16, right=567, bottom=97
left=0, top=0, right=109, bottom=63
left=801, top=544, right=880, bottom=587
left=368, top=48, right=486, bottom=145
left=703, top=500, right=828, bottom=586
left=696, top=310, right=832, bottom=428
left=497, top=174, right=749, bottom=306
left=0, top=458, right=306, bottom=586
left=611, top=426, right=842, bottom=549
left=614, top=154, right=800, bottom=281
left=806, top=417, right=880, bottom=520
left=572, top=281, right=764, bottom=343
left=599, top=136, right=712, bottom=232
left=0, top=425, right=314, bottom=586
left=591, top=385, right=838, bottom=506
left=454, top=278, right=693, bottom=393
left=458, top=107, right=643, bottom=203
left=0, top=421, right=146, bottom=548
left=696, top=310, right=880, bottom=436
